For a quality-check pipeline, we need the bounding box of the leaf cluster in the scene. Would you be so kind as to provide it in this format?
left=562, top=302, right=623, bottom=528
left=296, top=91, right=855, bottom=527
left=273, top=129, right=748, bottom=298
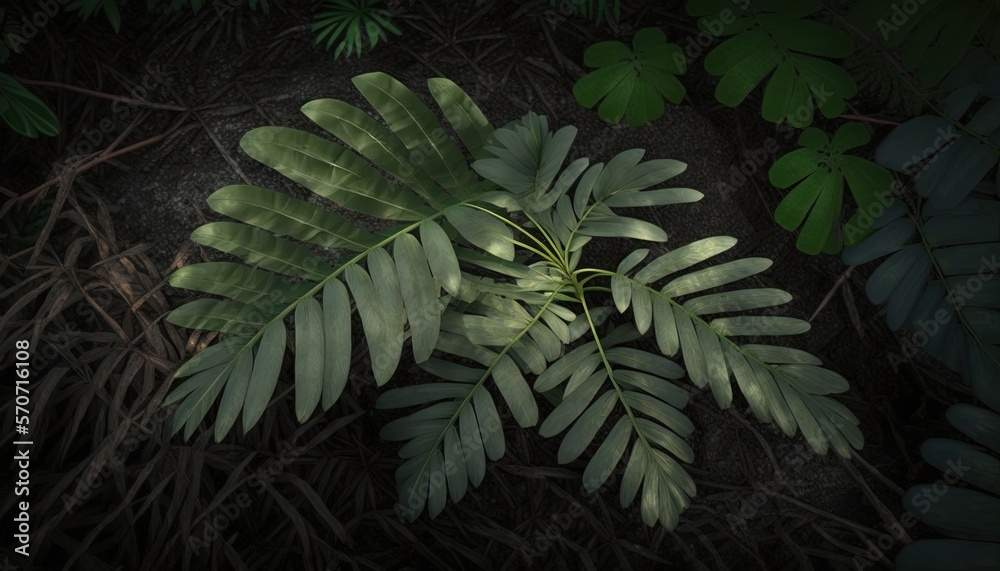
left=572, top=27, right=686, bottom=126
left=166, top=71, right=862, bottom=529
left=313, top=0, right=401, bottom=60
left=549, top=0, right=621, bottom=26
left=0, top=71, right=60, bottom=138
left=848, top=0, right=1000, bottom=87
left=769, top=122, right=894, bottom=254
left=895, top=404, right=1000, bottom=570
left=686, top=0, right=856, bottom=128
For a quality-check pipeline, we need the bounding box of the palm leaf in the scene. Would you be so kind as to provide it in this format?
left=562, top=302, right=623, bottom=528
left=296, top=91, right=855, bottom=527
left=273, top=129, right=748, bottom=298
left=538, top=322, right=697, bottom=528
left=848, top=0, right=999, bottom=86
left=165, top=73, right=486, bottom=441
left=844, top=189, right=1000, bottom=413
left=377, top=290, right=565, bottom=520
left=897, top=403, right=1000, bottom=570
left=618, top=238, right=863, bottom=456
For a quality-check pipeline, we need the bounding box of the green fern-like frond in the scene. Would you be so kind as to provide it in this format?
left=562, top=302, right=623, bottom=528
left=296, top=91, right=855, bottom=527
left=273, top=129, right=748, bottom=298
left=686, top=0, right=856, bottom=128
left=169, top=71, right=861, bottom=529
left=845, top=84, right=999, bottom=408
left=377, top=288, right=586, bottom=520
left=843, top=188, right=1000, bottom=413
left=165, top=72, right=493, bottom=441
left=848, top=0, right=1000, bottom=87
left=896, top=403, right=1000, bottom=570
left=610, top=238, right=864, bottom=457
left=874, top=85, right=999, bottom=211
left=467, top=113, right=861, bottom=528
left=312, top=0, right=401, bottom=60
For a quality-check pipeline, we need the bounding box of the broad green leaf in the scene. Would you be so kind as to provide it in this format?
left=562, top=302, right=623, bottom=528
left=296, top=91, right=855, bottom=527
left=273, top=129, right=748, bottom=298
left=213, top=350, right=253, bottom=441
left=345, top=261, right=402, bottom=385
left=322, top=279, right=352, bottom=410
left=612, top=274, right=632, bottom=313
left=604, top=347, right=685, bottom=379
left=190, top=222, right=334, bottom=281
left=573, top=28, right=686, bottom=125
left=683, top=288, right=792, bottom=315
left=295, top=297, right=324, bottom=422
left=616, top=369, right=688, bottom=408
left=420, top=220, right=462, bottom=296
left=632, top=285, right=653, bottom=334
left=634, top=236, right=737, bottom=285
left=173, top=336, right=246, bottom=378
left=690, top=1, right=855, bottom=127
left=169, top=363, right=228, bottom=434
left=604, top=188, right=703, bottom=207
left=540, top=369, right=607, bottom=437
left=302, top=98, right=443, bottom=202
left=493, top=355, right=538, bottom=427
left=0, top=72, right=60, bottom=138
left=169, top=262, right=312, bottom=304
left=240, top=129, right=430, bottom=220
left=558, top=390, right=618, bottom=463
left=394, top=233, right=441, bottom=362
left=167, top=299, right=270, bottom=336
left=579, top=215, right=669, bottom=242
left=428, top=77, right=495, bottom=161
left=661, top=258, right=772, bottom=298
left=710, top=315, right=811, bottom=336
left=446, top=206, right=516, bottom=261
left=653, top=295, right=679, bottom=355
left=353, top=72, right=479, bottom=198
left=460, top=404, right=487, bottom=486
left=443, top=426, right=468, bottom=502
left=474, top=389, right=505, bottom=460
left=623, top=391, right=693, bottom=436
left=582, top=416, right=632, bottom=491
left=207, top=185, right=379, bottom=251
left=243, top=321, right=286, bottom=434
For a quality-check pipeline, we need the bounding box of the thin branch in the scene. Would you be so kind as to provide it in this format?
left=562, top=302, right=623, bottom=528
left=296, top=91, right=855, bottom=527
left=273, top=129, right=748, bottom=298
left=19, top=133, right=168, bottom=204
left=838, top=114, right=901, bottom=126
left=12, top=77, right=188, bottom=112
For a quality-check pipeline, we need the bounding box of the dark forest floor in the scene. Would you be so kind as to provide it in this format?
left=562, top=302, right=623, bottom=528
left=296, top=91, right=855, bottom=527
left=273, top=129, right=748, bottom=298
left=0, top=1, right=976, bottom=570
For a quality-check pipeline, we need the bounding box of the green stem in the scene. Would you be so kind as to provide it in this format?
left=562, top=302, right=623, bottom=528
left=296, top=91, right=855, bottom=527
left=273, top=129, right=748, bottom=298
left=571, top=274, right=656, bottom=480
left=464, top=203, right=560, bottom=263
